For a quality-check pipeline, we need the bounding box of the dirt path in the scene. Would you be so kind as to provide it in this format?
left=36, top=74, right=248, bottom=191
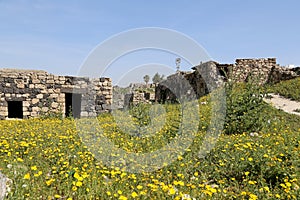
left=264, top=93, right=300, bottom=116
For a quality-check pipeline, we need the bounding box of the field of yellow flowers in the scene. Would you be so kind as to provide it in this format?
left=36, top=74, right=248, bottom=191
left=1, top=80, right=300, bottom=199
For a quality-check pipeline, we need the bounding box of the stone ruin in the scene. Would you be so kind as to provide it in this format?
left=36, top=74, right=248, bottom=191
left=2, top=58, right=298, bottom=117
left=0, top=69, right=112, bottom=119
left=123, top=91, right=155, bottom=108
left=156, top=58, right=299, bottom=103
left=113, top=83, right=156, bottom=109
left=230, top=58, right=299, bottom=83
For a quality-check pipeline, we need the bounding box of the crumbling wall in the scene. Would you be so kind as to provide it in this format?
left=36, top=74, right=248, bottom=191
left=155, top=61, right=222, bottom=103
left=232, top=58, right=298, bottom=84
left=155, top=58, right=299, bottom=103
left=113, top=84, right=155, bottom=109
left=0, top=69, right=112, bottom=119
left=123, top=92, right=155, bottom=108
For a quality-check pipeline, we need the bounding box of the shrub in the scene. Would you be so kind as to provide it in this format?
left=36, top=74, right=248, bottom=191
left=224, top=77, right=267, bottom=134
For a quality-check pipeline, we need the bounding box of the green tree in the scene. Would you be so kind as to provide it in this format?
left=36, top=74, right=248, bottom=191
left=152, top=73, right=165, bottom=84
left=143, top=75, right=150, bottom=85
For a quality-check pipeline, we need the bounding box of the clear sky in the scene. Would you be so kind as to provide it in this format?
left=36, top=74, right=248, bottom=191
left=1, top=0, right=300, bottom=86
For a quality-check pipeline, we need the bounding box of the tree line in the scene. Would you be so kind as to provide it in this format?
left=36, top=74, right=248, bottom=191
left=143, top=73, right=165, bottom=85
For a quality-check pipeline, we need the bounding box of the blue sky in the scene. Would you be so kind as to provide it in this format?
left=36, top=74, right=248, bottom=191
left=1, top=0, right=300, bottom=86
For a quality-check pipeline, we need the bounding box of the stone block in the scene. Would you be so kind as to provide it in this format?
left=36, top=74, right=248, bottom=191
left=32, top=99, right=39, bottom=104
left=36, top=94, right=43, bottom=99
left=32, top=107, right=40, bottom=112
left=32, top=79, right=40, bottom=84
left=47, top=80, right=54, bottom=84
left=51, top=102, right=59, bottom=108
left=23, top=101, right=30, bottom=107
left=81, top=111, right=88, bottom=117
left=50, top=93, right=58, bottom=98
left=41, top=107, right=49, bottom=112
left=23, top=111, right=30, bottom=116
left=17, top=84, right=24, bottom=88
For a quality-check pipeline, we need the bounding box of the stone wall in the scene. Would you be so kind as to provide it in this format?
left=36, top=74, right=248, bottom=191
left=231, top=58, right=298, bottom=84
left=155, top=58, right=299, bottom=103
left=113, top=84, right=155, bottom=109
left=0, top=69, right=112, bottom=119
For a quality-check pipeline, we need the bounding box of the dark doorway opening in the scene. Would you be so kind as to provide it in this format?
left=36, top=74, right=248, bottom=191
left=65, top=93, right=82, bottom=118
left=8, top=101, right=23, bottom=119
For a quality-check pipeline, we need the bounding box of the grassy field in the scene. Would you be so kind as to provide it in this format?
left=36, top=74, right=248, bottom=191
left=268, top=77, right=300, bottom=101
left=0, top=81, right=300, bottom=199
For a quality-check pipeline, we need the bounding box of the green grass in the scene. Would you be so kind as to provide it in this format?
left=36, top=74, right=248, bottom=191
left=267, top=77, right=300, bottom=101
left=0, top=80, right=299, bottom=199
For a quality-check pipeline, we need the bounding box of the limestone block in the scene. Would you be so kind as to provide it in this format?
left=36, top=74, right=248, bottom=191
left=30, top=112, right=38, bottom=117
left=81, top=111, right=88, bottom=117
left=47, top=79, right=54, bottom=84
left=57, top=97, right=64, bottom=103
left=50, top=93, right=58, bottom=98
left=37, top=84, right=47, bottom=89
left=23, top=112, right=30, bottom=116
left=23, top=101, right=30, bottom=107
left=0, top=111, right=7, bottom=116
left=32, top=107, right=40, bottom=112
left=38, top=75, right=45, bottom=80
left=17, top=84, right=24, bottom=88
left=41, top=107, right=49, bottom=112
left=32, top=79, right=40, bottom=84
left=54, top=89, right=60, bottom=93
left=36, top=94, right=43, bottom=99
left=32, top=99, right=39, bottom=104
left=51, top=102, right=59, bottom=108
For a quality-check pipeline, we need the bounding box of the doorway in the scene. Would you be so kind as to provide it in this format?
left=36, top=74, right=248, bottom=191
left=65, top=93, right=82, bottom=118
left=8, top=101, right=23, bottom=119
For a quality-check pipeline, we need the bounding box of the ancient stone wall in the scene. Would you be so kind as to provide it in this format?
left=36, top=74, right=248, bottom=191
left=0, top=69, right=112, bottom=119
left=231, top=58, right=298, bottom=84
left=113, top=84, right=155, bottom=109
left=155, top=58, right=299, bottom=103
left=156, top=72, right=202, bottom=103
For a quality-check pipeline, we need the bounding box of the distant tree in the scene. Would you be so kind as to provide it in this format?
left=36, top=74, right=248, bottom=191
left=152, top=72, right=165, bottom=84
left=143, top=75, right=150, bottom=85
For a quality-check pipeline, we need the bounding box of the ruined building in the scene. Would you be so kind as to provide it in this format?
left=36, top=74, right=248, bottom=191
left=155, top=58, right=300, bottom=103
left=0, top=69, right=112, bottom=119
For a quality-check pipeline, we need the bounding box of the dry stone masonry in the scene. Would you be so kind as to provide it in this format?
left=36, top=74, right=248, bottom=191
left=232, top=58, right=299, bottom=84
left=0, top=69, right=112, bottom=119
left=1, top=58, right=298, bottom=116
left=155, top=58, right=299, bottom=103
left=113, top=83, right=156, bottom=109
